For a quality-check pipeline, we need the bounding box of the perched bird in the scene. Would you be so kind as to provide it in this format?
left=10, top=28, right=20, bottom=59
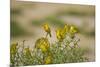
left=43, top=23, right=51, bottom=37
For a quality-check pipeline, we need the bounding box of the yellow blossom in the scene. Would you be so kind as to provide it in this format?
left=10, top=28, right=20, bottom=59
left=69, top=25, right=78, bottom=38
left=40, top=44, right=47, bottom=52
left=63, top=24, right=70, bottom=33
left=10, top=42, right=18, bottom=55
left=24, top=47, right=31, bottom=57
left=45, top=56, right=52, bottom=64
left=69, top=25, right=78, bottom=34
left=56, top=29, right=64, bottom=42
left=35, top=37, right=50, bottom=53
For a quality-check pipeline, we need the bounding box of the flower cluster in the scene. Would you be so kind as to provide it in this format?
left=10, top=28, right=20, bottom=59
left=10, top=23, right=88, bottom=66
left=56, top=24, right=78, bottom=42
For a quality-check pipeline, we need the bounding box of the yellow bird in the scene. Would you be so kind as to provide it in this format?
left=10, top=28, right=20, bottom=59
left=43, top=23, right=51, bottom=37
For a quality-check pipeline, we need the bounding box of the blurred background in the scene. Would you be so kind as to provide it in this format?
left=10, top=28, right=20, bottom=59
left=10, top=0, right=95, bottom=61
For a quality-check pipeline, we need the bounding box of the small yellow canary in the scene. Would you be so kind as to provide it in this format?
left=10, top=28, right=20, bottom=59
left=43, top=23, right=51, bottom=37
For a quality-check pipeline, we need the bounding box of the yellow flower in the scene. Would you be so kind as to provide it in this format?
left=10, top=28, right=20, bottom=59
left=45, top=56, right=52, bottom=64
left=35, top=37, right=50, bottom=53
left=63, top=24, right=70, bottom=33
left=56, top=24, right=70, bottom=42
left=56, top=29, right=64, bottom=41
left=61, top=24, right=70, bottom=37
left=40, top=44, right=47, bottom=52
left=69, top=25, right=78, bottom=38
left=69, top=25, right=78, bottom=34
left=43, top=23, right=51, bottom=37
left=24, top=47, right=31, bottom=57
left=10, top=42, right=18, bottom=55
left=43, top=40, right=50, bottom=49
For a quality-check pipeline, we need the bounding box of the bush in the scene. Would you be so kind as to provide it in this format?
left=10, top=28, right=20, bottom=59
left=10, top=23, right=88, bottom=66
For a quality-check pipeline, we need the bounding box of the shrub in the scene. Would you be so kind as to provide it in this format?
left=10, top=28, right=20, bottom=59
left=10, top=23, right=88, bottom=66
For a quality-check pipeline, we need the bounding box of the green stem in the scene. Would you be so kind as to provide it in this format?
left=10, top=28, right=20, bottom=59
left=45, top=33, right=48, bottom=38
